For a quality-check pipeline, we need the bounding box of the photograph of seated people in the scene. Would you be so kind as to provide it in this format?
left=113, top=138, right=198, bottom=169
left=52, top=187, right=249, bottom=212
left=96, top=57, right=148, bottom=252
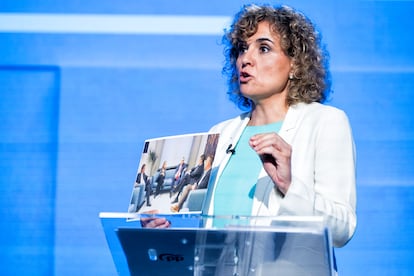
left=170, top=155, right=213, bottom=212
left=170, top=154, right=205, bottom=203
left=142, top=3, right=356, bottom=269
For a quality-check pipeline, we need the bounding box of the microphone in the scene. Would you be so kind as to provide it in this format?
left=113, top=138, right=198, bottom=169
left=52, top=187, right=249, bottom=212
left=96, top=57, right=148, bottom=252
left=226, top=144, right=236, bottom=155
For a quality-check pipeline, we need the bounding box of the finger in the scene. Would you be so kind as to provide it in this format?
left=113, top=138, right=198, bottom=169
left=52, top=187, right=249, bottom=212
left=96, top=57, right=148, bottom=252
left=250, top=133, right=283, bottom=149
left=250, top=138, right=283, bottom=156
left=151, top=218, right=169, bottom=228
left=250, top=133, right=290, bottom=154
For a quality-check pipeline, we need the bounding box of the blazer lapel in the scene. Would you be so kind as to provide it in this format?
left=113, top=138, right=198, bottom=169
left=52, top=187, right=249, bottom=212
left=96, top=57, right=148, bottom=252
left=279, top=103, right=303, bottom=144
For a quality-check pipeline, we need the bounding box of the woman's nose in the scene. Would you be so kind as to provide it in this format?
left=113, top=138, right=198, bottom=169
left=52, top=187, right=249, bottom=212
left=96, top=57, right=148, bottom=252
left=239, top=49, right=254, bottom=67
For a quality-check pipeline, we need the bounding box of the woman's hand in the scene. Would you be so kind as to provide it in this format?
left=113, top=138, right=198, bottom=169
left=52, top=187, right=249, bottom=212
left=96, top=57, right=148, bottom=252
left=141, top=217, right=171, bottom=228
left=140, top=210, right=171, bottom=228
left=249, top=132, right=292, bottom=195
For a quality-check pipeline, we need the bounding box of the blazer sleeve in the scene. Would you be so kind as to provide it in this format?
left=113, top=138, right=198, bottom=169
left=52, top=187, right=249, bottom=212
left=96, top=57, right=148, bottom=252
left=278, top=108, right=357, bottom=247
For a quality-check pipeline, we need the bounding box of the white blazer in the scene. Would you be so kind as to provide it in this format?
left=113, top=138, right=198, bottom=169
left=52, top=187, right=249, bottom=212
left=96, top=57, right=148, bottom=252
left=207, top=102, right=357, bottom=247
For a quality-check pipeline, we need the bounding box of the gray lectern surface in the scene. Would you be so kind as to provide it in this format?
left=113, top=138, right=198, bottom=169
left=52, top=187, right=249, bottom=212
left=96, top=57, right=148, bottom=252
left=99, top=213, right=333, bottom=276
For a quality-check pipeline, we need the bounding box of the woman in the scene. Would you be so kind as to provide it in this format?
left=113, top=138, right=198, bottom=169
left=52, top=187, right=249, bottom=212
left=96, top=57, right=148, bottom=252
left=143, top=4, right=357, bottom=250
left=207, top=4, right=357, bottom=249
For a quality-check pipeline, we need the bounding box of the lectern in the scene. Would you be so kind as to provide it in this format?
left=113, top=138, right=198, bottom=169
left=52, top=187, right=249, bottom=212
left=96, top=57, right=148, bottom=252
left=100, top=213, right=334, bottom=275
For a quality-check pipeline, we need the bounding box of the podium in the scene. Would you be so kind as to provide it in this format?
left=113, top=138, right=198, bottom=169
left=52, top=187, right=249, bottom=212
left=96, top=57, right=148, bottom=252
left=99, top=213, right=334, bottom=276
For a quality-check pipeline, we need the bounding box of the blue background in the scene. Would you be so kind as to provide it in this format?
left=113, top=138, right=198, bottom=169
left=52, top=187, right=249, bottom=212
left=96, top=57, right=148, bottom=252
left=1, top=0, right=413, bottom=275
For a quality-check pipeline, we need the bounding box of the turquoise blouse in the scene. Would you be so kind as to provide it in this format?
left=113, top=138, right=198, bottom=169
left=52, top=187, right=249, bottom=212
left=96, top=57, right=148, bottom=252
left=213, top=121, right=283, bottom=218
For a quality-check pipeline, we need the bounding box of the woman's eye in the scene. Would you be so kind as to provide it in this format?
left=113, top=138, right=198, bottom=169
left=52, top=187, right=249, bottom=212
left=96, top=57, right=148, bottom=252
left=260, top=45, right=270, bottom=53
left=238, top=45, right=248, bottom=54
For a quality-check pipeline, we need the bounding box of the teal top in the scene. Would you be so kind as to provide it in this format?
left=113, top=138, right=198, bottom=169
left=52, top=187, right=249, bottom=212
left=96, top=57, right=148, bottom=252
left=213, top=121, right=283, bottom=220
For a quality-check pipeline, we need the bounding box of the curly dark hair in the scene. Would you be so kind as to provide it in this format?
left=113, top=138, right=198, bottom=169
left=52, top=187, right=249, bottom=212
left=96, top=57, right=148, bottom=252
left=222, top=4, right=331, bottom=111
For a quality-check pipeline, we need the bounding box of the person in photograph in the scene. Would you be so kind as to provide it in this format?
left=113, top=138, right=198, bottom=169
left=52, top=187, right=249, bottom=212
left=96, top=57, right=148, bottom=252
left=171, top=154, right=205, bottom=202
left=135, top=163, right=151, bottom=207
left=154, top=161, right=167, bottom=198
left=171, top=157, right=188, bottom=192
left=170, top=155, right=213, bottom=212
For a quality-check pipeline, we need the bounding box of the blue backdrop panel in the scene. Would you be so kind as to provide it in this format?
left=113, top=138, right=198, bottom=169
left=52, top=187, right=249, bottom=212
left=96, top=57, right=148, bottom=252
left=0, top=33, right=225, bottom=70
left=0, top=67, right=59, bottom=275
left=331, top=72, right=414, bottom=186
left=58, top=67, right=237, bottom=142
left=323, top=1, right=414, bottom=69
left=336, top=185, right=414, bottom=275
left=0, top=0, right=245, bottom=15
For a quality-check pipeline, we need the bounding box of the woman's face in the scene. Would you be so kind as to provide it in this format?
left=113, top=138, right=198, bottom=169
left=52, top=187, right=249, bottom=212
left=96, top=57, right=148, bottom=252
left=236, top=21, right=291, bottom=104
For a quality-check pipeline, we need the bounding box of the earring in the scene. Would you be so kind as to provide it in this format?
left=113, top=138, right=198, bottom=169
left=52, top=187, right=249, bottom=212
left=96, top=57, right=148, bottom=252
left=289, top=72, right=294, bottom=80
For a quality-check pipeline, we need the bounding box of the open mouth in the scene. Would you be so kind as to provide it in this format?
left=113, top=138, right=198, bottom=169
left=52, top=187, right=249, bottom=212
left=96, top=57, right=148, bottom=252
left=239, top=72, right=251, bottom=82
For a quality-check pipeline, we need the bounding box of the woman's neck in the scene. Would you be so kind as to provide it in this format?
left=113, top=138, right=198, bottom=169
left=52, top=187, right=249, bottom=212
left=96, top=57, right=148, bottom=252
left=249, top=100, right=288, bottom=126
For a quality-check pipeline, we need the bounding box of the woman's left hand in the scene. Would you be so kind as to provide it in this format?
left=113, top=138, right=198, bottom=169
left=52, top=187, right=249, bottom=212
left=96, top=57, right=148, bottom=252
left=141, top=217, right=171, bottom=228
left=140, top=210, right=171, bottom=228
left=249, top=132, right=292, bottom=195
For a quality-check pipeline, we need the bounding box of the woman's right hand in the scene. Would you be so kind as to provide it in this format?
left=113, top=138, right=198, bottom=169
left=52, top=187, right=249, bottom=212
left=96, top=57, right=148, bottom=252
left=249, top=132, right=292, bottom=195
